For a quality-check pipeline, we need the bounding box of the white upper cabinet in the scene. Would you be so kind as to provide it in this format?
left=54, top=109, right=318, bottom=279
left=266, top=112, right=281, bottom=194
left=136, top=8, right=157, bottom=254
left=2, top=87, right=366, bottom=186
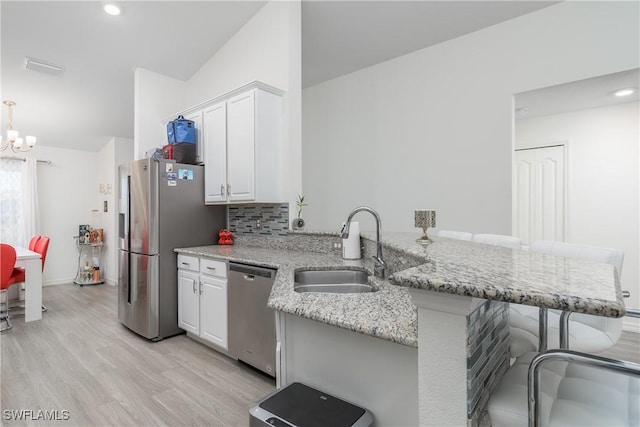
left=165, top=82, right=283, bottom=205
left=203, top=86, right=282, bottom=204
left=226, top=91, right=256, bottom=202
left=203, top=102, right=227, bottom=203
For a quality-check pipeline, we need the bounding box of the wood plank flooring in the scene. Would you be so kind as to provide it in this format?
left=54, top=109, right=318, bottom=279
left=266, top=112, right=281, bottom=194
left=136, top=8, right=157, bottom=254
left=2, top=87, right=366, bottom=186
left=2, top=284, right=639, bottom=427
left=599, top=330, right=640, bottom=364
left=1, top=284, right=275, bottom=427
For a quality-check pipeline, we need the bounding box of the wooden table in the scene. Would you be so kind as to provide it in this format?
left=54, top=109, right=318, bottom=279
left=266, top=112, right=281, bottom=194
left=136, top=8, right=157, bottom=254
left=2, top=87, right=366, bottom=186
left=15, top=246, right=43, bottom=322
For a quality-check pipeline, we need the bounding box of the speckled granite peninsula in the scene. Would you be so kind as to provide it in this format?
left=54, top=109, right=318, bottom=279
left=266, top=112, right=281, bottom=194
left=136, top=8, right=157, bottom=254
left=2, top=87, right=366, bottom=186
left=367, top=231, right=626, bottom=318
left=175, top=234, right=419, bottom=347
left=175, top=229, right=625, bottom=351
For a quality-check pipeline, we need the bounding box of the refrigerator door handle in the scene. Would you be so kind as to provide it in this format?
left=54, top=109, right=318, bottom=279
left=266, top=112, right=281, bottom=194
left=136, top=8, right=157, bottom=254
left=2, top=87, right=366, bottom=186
left=118, top=167, right=131, bottom=251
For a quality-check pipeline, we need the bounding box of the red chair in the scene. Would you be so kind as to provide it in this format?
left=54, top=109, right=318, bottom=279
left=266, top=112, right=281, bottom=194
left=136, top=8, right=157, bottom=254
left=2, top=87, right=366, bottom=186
left=34, top=237, right=50, bottom=271
left=13, top=237, right=50, bottom=314
left=28, top=235, right=41, bottom=251
left=1, top=244, right=26, bottom=331
left=34, top=237, right=50, bottom=312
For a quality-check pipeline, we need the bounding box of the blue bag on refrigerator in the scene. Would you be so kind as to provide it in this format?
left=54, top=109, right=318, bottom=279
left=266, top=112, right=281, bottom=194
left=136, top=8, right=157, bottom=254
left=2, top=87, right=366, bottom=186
left=166, top=115, right=196, bottom=144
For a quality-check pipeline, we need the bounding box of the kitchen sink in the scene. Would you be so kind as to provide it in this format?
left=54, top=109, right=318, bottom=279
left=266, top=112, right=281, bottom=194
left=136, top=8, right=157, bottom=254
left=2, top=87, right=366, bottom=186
left=294, top=269, right=376, bottom=294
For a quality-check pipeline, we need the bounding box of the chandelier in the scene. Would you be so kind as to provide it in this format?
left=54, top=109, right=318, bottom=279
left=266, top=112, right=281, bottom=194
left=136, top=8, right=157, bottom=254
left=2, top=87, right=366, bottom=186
left=1, top=100, right=37, bottom=152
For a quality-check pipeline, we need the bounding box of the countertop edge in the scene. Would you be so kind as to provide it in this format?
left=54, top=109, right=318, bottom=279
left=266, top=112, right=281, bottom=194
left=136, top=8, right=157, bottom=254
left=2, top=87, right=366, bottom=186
left=175, top=246, right=419, bottom=348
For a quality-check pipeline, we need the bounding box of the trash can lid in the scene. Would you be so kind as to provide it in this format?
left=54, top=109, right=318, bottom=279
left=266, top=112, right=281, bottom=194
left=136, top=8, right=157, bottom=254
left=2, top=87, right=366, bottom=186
left=259, top=382, right=367, bottom=427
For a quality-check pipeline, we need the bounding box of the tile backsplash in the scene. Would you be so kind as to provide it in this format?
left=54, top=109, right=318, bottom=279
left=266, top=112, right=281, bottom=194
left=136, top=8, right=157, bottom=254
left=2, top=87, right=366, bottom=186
left=228, top=203, right=289, bottom=236
left=466, top=300, right=510, bottom=426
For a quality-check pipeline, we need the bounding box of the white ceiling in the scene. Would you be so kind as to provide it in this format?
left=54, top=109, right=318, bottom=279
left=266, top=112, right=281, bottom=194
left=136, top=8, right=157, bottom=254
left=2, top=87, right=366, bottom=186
left=1, top=0, right=574, bottom=153
left=301, top=1, right=558, bottom=88
left=1, top=1, right=267, bottom=151
left=515, top=68, right=640, bottom=120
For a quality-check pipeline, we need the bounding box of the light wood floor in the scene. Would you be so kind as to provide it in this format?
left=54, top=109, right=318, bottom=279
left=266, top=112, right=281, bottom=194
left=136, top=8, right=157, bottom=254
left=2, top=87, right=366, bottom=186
left=599, top=329, right=640, bottom=364
left=2, top=285, right=639, bottom=427
left=1, top=284, right=275, bottom=427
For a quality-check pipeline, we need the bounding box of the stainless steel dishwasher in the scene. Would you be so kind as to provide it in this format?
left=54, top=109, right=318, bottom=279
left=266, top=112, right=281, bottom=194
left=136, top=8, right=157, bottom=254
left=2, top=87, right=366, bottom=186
left=228, top=262, right=277, bottom=377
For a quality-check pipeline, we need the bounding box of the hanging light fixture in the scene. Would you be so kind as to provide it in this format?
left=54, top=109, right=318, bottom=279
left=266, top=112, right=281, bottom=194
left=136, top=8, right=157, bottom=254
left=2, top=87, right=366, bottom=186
left=1, top=100, right=37, bottom=152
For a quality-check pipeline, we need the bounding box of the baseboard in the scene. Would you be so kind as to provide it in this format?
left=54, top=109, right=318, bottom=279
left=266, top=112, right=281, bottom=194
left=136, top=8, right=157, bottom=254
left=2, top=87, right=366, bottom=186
left=43, top=278, right=75, bottom=286
left=42, top=278, right=118, bottom=287
left=623, top=316, right=640, bottom=333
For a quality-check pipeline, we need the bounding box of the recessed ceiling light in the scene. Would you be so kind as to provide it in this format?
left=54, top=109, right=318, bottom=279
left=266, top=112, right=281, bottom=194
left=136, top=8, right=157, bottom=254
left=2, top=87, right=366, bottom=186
left=104, top=3, right=121, bottom=16
left=612, top=88, right=636, bottom=97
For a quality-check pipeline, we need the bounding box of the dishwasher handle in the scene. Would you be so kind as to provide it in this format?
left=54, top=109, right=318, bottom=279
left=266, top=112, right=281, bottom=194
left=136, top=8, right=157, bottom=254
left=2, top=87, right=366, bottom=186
left=229, top=262, right=276, bottom=279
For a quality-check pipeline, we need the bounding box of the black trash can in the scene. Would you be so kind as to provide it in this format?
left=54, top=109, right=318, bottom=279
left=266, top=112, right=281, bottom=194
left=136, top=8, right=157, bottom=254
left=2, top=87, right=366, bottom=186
left=249, top=382, right=374, bottom=427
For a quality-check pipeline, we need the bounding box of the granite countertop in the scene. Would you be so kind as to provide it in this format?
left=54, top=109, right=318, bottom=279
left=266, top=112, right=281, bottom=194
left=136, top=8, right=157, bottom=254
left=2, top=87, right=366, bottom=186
left=176, top=230, right=624, bottom=349
left=174, top=245, right=418, bottom=347
left=362, top=232, right=625, bottom=318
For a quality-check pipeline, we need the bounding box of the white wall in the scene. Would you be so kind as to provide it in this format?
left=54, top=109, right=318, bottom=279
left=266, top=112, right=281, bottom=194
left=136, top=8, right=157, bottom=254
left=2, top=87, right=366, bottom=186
left=134, top=68, right=186, bottom=160
left=96, top=137, right=134, bottom=285
left=22, top=146, right=98, bottom=285
left=516, top=102, right=640, bottom=325
left=302, top=1, right=639, bottom=235
left=184, top=2, right=295, bottom=107
left=135, top=1, right=302, bottom=220
left=186, top=0, right=302, bottom=222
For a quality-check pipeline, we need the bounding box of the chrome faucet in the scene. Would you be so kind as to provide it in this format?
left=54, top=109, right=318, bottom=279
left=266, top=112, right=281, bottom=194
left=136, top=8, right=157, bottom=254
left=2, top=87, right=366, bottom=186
left=340, top=206, right=386, bottom=279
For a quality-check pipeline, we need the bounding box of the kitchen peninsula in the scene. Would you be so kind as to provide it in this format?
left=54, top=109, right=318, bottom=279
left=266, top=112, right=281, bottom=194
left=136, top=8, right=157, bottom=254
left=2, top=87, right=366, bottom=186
left=175, top=229, right=623, bottom=427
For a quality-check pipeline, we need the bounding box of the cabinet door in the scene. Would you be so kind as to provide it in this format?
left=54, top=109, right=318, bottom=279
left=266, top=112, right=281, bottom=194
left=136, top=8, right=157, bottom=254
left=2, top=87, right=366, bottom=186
left=226, top=90, right=255, bottom=202
left=200, top=275, right=228, bottom=349
left=203, top=102, right=228, bottom=203
left=177, top=270, right=200, bottom=335
left=184, top=111, right=203, bottom=164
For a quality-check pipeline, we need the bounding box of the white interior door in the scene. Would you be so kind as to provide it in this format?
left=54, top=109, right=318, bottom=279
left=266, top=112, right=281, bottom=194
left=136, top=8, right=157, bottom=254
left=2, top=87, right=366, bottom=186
left=514, top=145, right=565, bottom=248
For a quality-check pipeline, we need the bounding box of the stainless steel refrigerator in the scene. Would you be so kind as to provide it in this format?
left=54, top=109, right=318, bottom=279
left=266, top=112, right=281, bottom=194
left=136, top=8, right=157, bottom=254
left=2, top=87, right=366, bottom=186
left=118, top=158, right=226, bottom=341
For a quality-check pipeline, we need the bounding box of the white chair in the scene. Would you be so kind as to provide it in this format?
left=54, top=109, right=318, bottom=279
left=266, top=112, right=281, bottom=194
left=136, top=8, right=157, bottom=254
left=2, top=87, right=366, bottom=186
left=434, top=230, right=473, bottom=241
left=471, top=233, right=522, bottom=249
left=510, top=240, right=624, bottom=356
left=488, top=310, right=640, bottom=427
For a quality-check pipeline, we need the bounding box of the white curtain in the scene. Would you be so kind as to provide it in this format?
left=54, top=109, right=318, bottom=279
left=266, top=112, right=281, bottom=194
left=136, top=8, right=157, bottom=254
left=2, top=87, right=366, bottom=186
left=0, top=157, right=39, bottom=246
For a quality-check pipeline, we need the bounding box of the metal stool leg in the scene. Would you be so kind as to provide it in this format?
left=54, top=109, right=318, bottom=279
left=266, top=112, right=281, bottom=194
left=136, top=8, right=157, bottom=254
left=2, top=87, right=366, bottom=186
left=538, top=307, right=548, bottom=352
left=0, top=294, right=13, bottom=331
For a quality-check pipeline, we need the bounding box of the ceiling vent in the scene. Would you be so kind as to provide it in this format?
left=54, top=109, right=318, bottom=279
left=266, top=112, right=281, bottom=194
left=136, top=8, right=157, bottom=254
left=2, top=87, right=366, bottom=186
left=24, top=57, right=65, bottom=77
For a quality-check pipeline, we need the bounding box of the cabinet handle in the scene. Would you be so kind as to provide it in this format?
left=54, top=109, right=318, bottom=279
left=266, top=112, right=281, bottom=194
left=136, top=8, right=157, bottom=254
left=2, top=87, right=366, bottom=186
left=182, top=262, right=190, bottom=267
left=227, top=184, right=231, bottom=196
left=192, top=280, right=197, bottom=293
left=220, top=185, right=224, bottom=197
left=199, top=282, right=203, bottom=295
left=206, top=266, right=216, bottom=271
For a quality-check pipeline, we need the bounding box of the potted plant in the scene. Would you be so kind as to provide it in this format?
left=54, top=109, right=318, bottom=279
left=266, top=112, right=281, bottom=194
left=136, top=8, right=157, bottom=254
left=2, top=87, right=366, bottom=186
left=293, top=194, right=307, bottom=230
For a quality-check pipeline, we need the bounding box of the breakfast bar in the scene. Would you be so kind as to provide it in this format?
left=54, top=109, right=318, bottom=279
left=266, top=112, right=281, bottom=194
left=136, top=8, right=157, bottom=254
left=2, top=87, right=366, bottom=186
left=177, top=230, right=624, bottom=427
left=379, top=232, right=623, bottom=426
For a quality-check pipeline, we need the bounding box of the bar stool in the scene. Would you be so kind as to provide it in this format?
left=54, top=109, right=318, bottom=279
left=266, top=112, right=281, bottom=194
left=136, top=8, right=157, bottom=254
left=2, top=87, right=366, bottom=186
left=472, top=233, right=522, bottom=249
left=434, top=230, right=473, bottom=241
left=510, top=240, right=624, bottom=356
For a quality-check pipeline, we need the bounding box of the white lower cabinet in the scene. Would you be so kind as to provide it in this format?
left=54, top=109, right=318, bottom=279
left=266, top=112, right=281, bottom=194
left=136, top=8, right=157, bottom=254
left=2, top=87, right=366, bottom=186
left=199, top=274, right=227, bottom=348
left=177, top=255, right=228, bottom=350
left=177, top=269, right=200, bottom=335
